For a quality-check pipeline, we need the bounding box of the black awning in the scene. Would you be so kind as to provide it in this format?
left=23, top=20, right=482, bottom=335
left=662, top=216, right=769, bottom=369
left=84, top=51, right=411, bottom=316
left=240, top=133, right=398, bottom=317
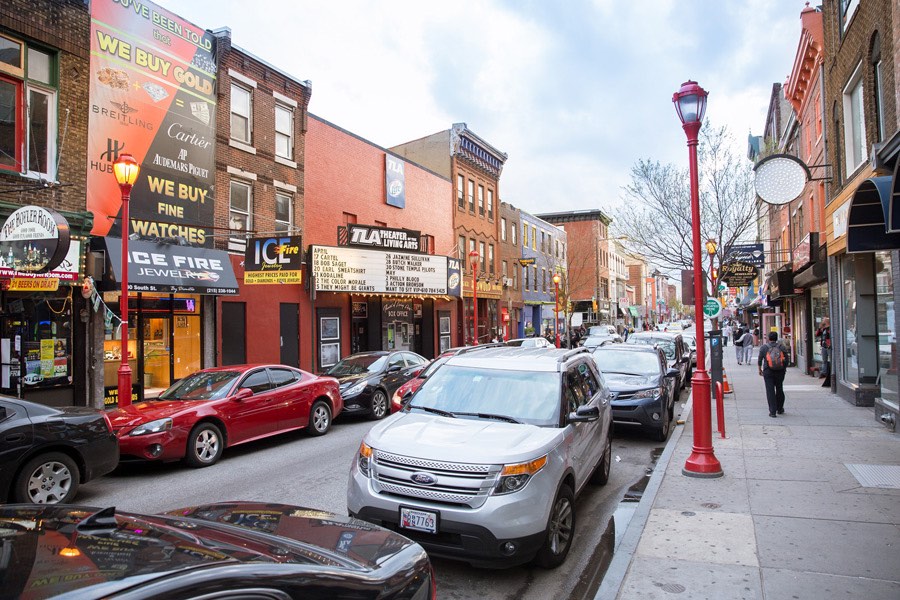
left=101, top=238, right=239, bottom=295
left=848, top=176, right=900, bottom=253
left=793, top=259, right=828, bottom=289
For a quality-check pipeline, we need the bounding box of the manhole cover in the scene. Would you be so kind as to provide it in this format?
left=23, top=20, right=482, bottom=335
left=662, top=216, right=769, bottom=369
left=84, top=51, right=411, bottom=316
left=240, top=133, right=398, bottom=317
left=701, top=502, right=721, bottom=509
left=680, top=511, right=696, bottom=516
left=654, top=582, right=687, bottom=594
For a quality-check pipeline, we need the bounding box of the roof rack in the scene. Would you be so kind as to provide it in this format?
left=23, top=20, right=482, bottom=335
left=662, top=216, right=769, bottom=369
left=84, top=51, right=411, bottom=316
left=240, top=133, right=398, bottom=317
left=557, top=347, right=590, bottom=363
left=455, top=342, right=507, bottom=355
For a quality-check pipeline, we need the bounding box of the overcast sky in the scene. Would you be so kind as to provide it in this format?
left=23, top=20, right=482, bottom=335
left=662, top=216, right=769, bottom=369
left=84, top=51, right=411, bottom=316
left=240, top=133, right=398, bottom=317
left=155, top=0, right=807, bottom=218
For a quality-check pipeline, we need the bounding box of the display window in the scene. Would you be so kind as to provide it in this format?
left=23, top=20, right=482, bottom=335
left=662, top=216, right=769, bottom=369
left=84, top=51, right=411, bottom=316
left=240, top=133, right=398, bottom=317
left=840, top=255, right=859, bottom=385
left=811, top=283, right=829, bottom=363
left=875, top=252, right=896, bottom=404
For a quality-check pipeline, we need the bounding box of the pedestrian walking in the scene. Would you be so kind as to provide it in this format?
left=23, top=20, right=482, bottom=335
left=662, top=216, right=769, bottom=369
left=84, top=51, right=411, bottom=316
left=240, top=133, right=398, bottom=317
left=722, top=322, right=732, bottom=347
left=758, top=331, right=788, bottom=417
left=815, top=317, right=832, bottom=387
left=741, top=329, right=755, bottom=364
left=734, top=327, right=745, bottom=364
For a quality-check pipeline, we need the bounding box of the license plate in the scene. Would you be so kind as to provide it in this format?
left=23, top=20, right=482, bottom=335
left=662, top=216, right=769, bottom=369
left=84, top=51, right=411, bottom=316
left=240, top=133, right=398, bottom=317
left=399, top=507, right=438, bottom=534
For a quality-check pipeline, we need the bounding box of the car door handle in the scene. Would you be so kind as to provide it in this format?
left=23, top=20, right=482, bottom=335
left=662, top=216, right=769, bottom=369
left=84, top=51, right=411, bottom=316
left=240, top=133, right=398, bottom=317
left=5, top=433, right=25, bottom=443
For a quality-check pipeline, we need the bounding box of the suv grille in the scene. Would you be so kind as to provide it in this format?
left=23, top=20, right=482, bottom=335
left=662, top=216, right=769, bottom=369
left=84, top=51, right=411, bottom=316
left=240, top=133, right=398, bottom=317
left=372, top=451, right=500, bottom=508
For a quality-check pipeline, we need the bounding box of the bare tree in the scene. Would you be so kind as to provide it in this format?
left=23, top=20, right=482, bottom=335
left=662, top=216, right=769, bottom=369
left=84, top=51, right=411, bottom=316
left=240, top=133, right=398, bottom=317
left=614, top=124, right=758, bottom=286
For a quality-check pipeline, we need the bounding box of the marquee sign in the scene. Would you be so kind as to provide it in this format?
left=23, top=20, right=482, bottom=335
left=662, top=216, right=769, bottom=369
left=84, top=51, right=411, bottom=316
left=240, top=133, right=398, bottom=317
left=718, top=261, right=758, bottom=287
left=0, top=206, right=71, bottom=274
left=347, top=224, right=421, bottom=253
left=311, top=245, right=459, bottom=296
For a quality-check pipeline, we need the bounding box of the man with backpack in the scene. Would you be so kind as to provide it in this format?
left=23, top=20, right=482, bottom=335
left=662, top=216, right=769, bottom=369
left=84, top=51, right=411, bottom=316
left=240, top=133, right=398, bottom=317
left=758, top=330, right=788, bottom=417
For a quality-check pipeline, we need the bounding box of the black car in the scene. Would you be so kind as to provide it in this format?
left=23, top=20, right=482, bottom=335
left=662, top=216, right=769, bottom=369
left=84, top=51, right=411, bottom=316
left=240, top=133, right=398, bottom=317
left=326, top=351, right=428, bottom=419
left=591, top=345, right=679, bottom=441
left=0, top=502, right=435, bottom=599
left=625, top=331, right=691, bottom=393
left=0, top=395, right=118, bottom=504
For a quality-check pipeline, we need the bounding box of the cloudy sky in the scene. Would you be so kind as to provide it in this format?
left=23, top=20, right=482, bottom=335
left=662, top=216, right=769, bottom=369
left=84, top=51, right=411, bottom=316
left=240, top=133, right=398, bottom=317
left=157, top=0, right=807, bottom=217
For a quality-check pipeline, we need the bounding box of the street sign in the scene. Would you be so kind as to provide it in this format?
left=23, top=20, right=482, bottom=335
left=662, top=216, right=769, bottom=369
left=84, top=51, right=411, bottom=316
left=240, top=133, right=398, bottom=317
left=703, top=297, right=722, bottom=319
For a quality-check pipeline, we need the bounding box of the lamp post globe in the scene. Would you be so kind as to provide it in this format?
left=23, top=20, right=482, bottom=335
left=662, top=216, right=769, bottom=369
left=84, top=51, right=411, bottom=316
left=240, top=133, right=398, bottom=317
left=113, top=153, right=140, bottom=408
left=468, top=250, right=479, bottom=345
left=673, top=81, right=722, bottom=478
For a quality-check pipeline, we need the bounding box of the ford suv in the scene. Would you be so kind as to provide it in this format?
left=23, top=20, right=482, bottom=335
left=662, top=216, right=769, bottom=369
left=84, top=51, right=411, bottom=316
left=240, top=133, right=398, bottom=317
left=347, top=346, right=612, bottom=568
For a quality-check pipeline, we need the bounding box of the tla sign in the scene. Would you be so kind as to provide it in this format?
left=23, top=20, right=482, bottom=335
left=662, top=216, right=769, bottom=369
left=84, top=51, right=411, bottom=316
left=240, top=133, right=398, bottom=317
left=348, top=224, right=421, bottom=253
left=0, top=206, right=71, bottom=274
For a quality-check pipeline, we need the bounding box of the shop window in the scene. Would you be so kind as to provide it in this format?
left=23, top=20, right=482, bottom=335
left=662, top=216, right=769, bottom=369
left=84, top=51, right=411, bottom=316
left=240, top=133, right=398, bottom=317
left=275, top=103, right=293, bottom=159
left=457, top=174, right=464, bottom=208
left=230, top=82, right=252, bottom=144
left=1, top=294, right=72, bottom=395
left=841, top=254, right=859, bottom=385
left=275, top=192, right=292, bottom=233
left=875, top=252, right=896, bottom=404
left=842, top=63, right=867, bottom=176
left=0, top=34, right=57, bottom=177
left=229, top=180, right=252, bottom=251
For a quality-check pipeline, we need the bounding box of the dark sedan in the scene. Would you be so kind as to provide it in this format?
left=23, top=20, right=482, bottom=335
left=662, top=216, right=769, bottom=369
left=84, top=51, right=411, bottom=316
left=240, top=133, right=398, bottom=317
left=0, top=395, right=118, bottom=504
left=326, top=351, right=428, bottom=419
left=591, top=345, right=679, bottom=441
left=0, top=502, right=435, bottom=599
left=625, top=331, right=691, bottom=393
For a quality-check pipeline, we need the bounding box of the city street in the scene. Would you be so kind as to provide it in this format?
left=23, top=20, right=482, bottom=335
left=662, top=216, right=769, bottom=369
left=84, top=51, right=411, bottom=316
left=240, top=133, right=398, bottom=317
left=75, top=405, right=683, bottom=599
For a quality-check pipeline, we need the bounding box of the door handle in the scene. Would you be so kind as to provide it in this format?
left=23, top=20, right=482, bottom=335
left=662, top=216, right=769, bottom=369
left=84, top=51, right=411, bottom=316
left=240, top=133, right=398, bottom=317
left=5, top=433, right=25, bottom=443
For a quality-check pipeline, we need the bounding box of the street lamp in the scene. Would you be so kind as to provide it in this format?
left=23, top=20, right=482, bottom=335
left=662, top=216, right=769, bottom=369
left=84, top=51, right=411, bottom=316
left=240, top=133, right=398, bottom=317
left=706, top=239, right=718, bottom=295
left=552, top=272, right=561, bottom=348
left=468, top=250, right=479, bottom=345
left=113, top=153, right=140, bottom=408
left=673, top=80, right=722, bottom=478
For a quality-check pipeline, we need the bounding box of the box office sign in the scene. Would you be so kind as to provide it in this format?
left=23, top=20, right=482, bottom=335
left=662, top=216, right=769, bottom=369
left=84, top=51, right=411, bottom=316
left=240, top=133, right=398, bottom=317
left=348, top=224, right=421, bottom=253
left=244, top=236, right=303, bottom=285
left=312, top=245, right=460, bottom=296
left=0, top=206, right=71, bottom=274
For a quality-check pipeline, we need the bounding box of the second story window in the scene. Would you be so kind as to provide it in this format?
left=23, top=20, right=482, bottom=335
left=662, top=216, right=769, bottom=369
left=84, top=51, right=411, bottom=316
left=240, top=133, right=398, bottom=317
left=468, top=180, right=475, bottom=212
left=513, top=268, right=518, bottom=290
left=501, top=218, right=507, bottom=242
left=459, top=235, right=466, bottom=258
left=487, top=190, right=494, bottom=220
left=523, top=223, right=528, bottom=248
left=511, top=223, right=517, bottom=245
left=457, top=175, right=464, bottom=208
left=275, top=103, right=293, bottom=160
left=479, top=241, right=486, bottom=272
left=842, top=63, right=866, bottom=176
left=478, top=185, right=484, bottom=215
left=532, top=226, right=537, bottom=250
left=231, top=83, right=252, bottom=144
left=488, top=244, right=494, bottom=275
left=229, top=180, right=252, bottom=250
left=275, top=192, right=292, bottom=233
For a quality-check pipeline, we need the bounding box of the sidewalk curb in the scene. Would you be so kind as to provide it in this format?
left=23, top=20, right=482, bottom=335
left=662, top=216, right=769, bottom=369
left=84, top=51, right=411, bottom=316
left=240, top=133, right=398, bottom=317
left=594, top=389, right=696, bottom=600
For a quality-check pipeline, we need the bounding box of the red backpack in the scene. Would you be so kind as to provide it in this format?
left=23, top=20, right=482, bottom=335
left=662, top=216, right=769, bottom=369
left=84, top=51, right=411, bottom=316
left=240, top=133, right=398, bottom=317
left=766, top=344, right=786, bottom=370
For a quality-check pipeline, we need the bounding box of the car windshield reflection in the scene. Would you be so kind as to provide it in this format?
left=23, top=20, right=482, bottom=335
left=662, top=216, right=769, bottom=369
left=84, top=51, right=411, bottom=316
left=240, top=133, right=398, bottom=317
left=159, top=371, right=241, bottom=401
left=326, top=355, right=387, bottom=376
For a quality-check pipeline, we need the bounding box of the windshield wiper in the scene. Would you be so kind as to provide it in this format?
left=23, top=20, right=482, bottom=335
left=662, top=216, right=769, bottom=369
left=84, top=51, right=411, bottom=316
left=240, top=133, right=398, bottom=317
left=407, top=404, right=456, bottom=418
left=455, top=412, right=522, bottom=424
left=602, top=370, right=643, bottom=376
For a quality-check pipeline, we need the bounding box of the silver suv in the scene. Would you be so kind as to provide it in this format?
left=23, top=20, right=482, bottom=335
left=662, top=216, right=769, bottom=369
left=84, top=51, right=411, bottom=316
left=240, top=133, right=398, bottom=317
left=347, top=347, right=612, bottom=568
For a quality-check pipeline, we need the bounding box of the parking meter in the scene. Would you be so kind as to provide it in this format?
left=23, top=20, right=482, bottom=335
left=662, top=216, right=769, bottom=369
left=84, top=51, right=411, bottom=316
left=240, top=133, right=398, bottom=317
left=709, top=329, right=723, bottom=393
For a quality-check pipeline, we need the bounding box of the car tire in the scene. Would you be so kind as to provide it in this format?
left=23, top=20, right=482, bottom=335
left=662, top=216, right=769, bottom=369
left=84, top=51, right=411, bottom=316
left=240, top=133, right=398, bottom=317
left=14, top=452, right=80, bottom=504
left=590, top=433, right=612, bottom=486
left=184, top=423, right=224, bottom=468
left=370, top=390, right=389, bottom=420
left=534, top=484, right=576, bottom=569
left=307, top=400, right=332, bottom=436
left=653, top=410, right=671, bottom=442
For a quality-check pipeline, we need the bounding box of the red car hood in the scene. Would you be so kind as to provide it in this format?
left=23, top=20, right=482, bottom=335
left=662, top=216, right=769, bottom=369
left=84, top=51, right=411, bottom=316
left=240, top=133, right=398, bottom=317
left=108, top=401, right=197, bottom=432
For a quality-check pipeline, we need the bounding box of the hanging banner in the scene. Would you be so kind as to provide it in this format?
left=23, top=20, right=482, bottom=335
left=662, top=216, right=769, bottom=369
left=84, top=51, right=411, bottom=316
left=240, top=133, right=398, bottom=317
left=385, top=155, right=406, bottom=209
left=243, top=236, right=304, bottom=285
left=87, top=0, right=217, bottom=246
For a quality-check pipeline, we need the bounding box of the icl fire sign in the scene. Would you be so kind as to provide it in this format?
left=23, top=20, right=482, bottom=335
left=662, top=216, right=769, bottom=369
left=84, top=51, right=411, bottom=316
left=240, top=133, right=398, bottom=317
left=244, top=236, right=303, bottom=285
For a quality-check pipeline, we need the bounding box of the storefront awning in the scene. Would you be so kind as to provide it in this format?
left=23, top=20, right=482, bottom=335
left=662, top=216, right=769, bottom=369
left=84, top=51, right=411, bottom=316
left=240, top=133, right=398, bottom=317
left=628, top=307, right=640, bottom=317
left=847, top=176, right=900, bottom=253
left=100, top=238, right=240, bottom=295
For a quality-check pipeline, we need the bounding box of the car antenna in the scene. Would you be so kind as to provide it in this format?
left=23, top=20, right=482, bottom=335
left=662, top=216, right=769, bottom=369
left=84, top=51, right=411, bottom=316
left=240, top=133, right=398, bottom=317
left=76, top=506, right=118, bottom=533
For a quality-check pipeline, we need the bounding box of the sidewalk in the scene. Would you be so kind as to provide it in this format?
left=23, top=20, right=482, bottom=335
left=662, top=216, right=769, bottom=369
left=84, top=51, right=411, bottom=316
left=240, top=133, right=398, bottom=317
left=598, top=343, right=900, bottom=600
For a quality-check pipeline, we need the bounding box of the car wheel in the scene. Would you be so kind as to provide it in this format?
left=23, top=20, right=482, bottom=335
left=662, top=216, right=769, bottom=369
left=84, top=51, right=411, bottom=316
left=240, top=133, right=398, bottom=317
left=653, top=410, right=671, bottom=442
left=184, top=423, right=224, bottom=468
left=14, top=452, right=80, bottom=504
left=307, top=400, right=332, bottom=436
left=534, top=484, right=576, bottom=568
left=370, top=390, right=389, bottom=420
left=590, top=433, right=612, bottom=486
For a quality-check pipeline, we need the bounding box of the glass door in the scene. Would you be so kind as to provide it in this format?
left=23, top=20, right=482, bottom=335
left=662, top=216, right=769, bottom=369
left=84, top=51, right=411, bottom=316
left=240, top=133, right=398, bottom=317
left=142, top=316, right=171, bottom=395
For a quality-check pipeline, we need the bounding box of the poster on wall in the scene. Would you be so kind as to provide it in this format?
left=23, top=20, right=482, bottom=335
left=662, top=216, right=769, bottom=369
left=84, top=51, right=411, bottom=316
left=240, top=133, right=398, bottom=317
left=243, top=236, right=304, bottom=284
left=87, top=0, right=217, bottom=247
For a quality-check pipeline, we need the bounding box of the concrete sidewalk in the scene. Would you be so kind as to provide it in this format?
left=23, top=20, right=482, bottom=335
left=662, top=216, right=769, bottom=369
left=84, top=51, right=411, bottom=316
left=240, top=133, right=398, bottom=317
left=598, top=344, right=900, bottom=600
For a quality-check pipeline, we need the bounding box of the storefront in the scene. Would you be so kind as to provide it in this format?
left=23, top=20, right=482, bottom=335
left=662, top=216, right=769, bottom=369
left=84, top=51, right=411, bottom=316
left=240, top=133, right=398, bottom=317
left=90, top=238, right=239, bottom=406
left=792, top=235, right=828, bottom=376
left=309, top=233, right=460, bottom=371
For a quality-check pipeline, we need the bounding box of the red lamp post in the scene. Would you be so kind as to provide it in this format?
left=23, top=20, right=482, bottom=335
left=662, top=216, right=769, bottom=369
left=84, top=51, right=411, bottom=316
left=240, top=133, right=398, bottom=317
left=552, top=272, right=561, bottom=348
left=673, top=81, right=723, bottom=478
left=113, top=153, right=140, bottom=408
left=469, top=250, right=479, bottom=345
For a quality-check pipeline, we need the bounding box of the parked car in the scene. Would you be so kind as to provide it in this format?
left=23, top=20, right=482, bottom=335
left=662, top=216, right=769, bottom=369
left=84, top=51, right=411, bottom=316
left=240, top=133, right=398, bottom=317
left=679, top=331, right=700, bottom=370
left=326, top=351, right=427, bottom=419
left=506, top=337, right=553, bottom=348
left=0, top=395, right=119, bottom=504
left=109, top=365, right=342, bottom=468
left=581, top=333, right=623, bottom=349
left=590, top=345, right=678, bottom=441
left=588, top=325, right=619, bottom=337
left=348, top=346, right=612, bottom=569
left=625, top=331, right=691, bottom=393
left=0, top=502, right=435, bottom=599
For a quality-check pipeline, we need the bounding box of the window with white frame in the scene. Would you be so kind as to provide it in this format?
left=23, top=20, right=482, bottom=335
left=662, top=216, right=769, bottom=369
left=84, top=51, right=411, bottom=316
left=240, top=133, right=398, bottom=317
left=459, top=235, right=466, bottom=258
left=488, top=244, right=494, bottom=274
left=478, top=185, right=484, bottom=215
left=468, top=179, right=475, bottom=212
left=275, top=192, right=292, bottom=233
left=230, top=83, right=252, bottom=144
left=0, top=35, right=57, bottom=178
left=457, top=175, right=464, bottom=208
left=229, top=180, right=252, bottom=245
left=842, top=63, right=867, bottom=176
left=487, top=189, right=494, bottom=220
left=501, top=217, right=507, bottom=242
left=839, top=0, right=860, bottom=35
left=479, top=241, right=485, bottom=271
left=511, top=223, right=517, bottom=245
left=872, top=38, right=885, bottom=143
left=275, top=103, right=293, bottom=160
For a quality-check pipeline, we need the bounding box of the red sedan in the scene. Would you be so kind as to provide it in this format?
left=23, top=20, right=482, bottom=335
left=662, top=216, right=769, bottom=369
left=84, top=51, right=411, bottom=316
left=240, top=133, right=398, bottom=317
left=109, top=365, right=342, bottom=468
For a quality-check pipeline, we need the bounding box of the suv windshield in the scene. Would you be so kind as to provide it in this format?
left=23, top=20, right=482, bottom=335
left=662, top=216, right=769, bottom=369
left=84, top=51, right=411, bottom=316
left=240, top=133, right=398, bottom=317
left=326, top=355, right=387, bottom=376
left=409, top=364, right=561, bottom=426
left=592, top=350, right=659, bottom=375
left=159, top=371, right=240, bottom=401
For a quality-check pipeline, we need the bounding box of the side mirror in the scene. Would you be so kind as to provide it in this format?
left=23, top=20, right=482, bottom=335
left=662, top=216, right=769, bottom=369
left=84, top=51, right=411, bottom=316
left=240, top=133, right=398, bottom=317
left=233, top=388, right=254, bottom=402
left=569, top=405, right=600, bottom=423
left=665, top=368, right=679, bottom=378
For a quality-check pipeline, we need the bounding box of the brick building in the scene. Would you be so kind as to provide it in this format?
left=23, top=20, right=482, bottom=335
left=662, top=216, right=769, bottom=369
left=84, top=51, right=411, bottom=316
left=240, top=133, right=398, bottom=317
left=498, top=201, right=523, bottom=339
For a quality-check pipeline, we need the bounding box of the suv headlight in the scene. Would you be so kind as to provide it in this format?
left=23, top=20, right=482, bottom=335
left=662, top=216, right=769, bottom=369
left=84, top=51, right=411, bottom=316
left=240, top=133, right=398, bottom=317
left=631, top=388, right=662, bottom=400
left=494, top=455, right=547, bottom=495
left=128, top=418, right=173, bottom=436
left=357, top=441, right=373, bottom=477
left=344, top=380, right=367, bottom=397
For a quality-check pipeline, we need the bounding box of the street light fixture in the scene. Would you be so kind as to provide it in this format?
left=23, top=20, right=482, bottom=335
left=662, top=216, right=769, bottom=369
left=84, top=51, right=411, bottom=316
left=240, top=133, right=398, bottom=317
left=469, top=249, right=479, bottom=345
left=552, top=272, right=561, bottom=348
left=113, top=153, right=140, bottom=408
left=706, top=238, right=718, bottom=295
left=673, top=80, right=722, bottom=478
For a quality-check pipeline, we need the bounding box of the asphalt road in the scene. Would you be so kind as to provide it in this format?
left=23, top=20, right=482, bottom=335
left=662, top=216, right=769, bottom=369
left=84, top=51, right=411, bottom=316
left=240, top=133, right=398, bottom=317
left=77, top=407, right=680, bottom=599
